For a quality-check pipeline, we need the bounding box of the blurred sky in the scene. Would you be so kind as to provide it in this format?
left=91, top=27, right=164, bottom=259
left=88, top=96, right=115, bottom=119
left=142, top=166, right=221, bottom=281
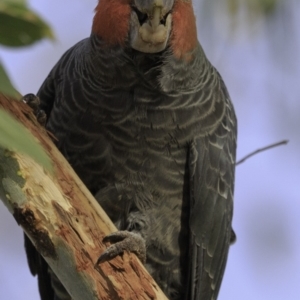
left=0, top=0, right=300, bottom=299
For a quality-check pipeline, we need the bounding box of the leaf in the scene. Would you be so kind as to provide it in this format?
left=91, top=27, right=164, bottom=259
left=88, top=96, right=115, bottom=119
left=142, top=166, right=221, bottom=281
left=245, top=0, right=279, bottom=15
left=0, top=0, right=54, bottom=47
left=0, top=61, right=20, bottom=99
left=226, top=0, right=279, bottom=17
left=227, top=0, right=239, bottom=15
left=0, top=108, right=53, bottom=172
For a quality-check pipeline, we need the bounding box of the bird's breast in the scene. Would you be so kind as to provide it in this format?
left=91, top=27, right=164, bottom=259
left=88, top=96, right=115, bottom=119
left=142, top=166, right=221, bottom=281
left=47, top=91, right=193, bottom=199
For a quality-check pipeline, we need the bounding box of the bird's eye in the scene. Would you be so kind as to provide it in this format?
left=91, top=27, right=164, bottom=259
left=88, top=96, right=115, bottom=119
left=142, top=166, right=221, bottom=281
left=132, top=6, right=148, bottom=24
left=160, top=12, right=169, bottom=26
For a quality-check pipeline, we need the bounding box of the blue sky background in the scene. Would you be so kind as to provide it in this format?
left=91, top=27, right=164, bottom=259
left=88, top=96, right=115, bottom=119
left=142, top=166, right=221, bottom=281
left=0, top=0, right=299, bottom=299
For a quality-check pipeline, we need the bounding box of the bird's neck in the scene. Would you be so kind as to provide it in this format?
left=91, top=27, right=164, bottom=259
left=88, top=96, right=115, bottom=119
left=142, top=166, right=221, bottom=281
left=88, top=32, right=211, bottom=97
left=159, top=43, right=213, bottom=95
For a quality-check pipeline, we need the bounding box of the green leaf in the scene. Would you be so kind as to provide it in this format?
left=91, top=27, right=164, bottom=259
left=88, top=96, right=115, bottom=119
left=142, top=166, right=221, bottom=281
left=0, top=1, right=54, bottom=47
left=0, top=108, right=53, bottom=172
left=245, top=0, right=279, bottom=15
left=227, top=0, right=239, bottom=15
left=227, top=0, right=279, bottom=17
left=0, top=61, right=20, bottom=99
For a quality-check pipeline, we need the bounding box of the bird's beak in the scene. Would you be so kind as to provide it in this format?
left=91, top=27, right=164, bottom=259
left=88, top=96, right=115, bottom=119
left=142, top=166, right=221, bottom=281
left=130, top=4, right=172, bottom=53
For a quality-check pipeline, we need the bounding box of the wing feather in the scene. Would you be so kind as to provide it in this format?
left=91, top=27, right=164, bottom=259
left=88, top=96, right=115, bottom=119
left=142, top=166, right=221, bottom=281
left=188, top=93, right=237, bottom=300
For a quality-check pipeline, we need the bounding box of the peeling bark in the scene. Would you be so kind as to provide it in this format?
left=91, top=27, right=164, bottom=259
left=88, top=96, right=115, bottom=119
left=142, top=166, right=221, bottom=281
left=0, top=95, right=168, bottom=300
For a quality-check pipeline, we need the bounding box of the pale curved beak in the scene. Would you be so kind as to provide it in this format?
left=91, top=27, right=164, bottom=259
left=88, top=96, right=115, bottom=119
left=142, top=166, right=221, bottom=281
left=130, top=5, right=172, bottom=53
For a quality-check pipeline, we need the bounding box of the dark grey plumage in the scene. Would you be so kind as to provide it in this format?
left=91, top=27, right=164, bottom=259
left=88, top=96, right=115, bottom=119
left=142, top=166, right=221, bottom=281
left=25, top=1, right=237, bottom=299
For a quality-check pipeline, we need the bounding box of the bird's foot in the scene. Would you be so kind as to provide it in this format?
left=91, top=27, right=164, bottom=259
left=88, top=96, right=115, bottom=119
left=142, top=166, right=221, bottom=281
left=95, top=231, right=146, bottom=266
left=22, top=93, right=47, bottom=126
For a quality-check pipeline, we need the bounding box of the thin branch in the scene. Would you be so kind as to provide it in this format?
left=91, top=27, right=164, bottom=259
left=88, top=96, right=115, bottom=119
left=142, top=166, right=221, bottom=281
left=236, top=140, right=289, bottom=165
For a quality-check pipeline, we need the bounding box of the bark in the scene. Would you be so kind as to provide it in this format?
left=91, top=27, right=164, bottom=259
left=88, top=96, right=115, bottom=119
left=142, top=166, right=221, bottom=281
left=0, top=95, right=168, bottom=300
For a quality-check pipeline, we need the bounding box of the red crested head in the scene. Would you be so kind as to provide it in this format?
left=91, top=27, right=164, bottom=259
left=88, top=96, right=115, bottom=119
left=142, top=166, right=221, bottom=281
left=92, top=0, right=198, bottom=59
left=92, top=0, right=131, bottom=46
left=170, top=0, right=198, bottom=60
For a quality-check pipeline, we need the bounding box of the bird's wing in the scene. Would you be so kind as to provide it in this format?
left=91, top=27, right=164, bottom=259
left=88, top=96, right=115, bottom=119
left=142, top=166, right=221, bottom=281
left=188, top=92, right=237, bottom=300
left=23, top=57, right=59, bottom=300
left=24, top=38, right=98, bottom=300
left=24, top=234, right=54, bottom=300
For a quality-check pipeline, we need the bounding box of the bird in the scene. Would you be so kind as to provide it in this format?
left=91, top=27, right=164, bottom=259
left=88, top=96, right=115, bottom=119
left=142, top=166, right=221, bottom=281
left=23, top=0, right=237, bottom=299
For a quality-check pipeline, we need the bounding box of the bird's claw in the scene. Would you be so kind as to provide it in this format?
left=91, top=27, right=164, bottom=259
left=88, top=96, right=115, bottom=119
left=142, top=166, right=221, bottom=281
left=35, top=110, right=47, bottom=126
left=95, top=231, right=146, bottom=266
left=22, top=93, right=40, bottom=112
left=22, top=93, right=47, bottom=126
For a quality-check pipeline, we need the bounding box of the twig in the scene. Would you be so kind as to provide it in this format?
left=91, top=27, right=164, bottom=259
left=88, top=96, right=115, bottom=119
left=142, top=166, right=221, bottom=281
left=236, top=140, right=289, bottom=165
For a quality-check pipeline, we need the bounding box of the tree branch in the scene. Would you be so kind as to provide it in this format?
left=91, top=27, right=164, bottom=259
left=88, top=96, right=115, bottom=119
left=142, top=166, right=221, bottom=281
left=0, top=95, right=167, bottom=300
left=236, top=140, right=289, bottom=165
